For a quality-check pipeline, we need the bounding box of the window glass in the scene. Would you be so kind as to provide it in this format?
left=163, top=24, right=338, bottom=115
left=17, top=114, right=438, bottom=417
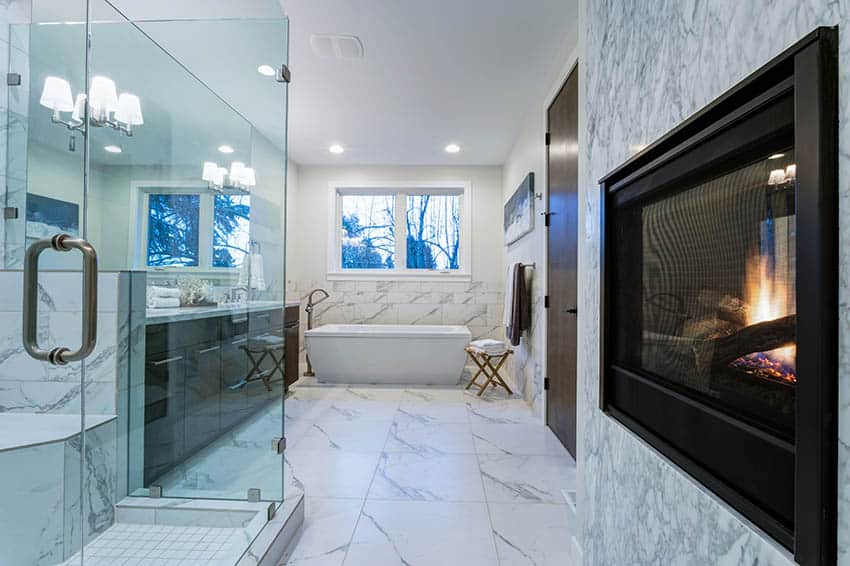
left=406, top=194, right=460, bottom=270
left=213, top=194, right=251, bottom=267
left=147, top=194, right=200, bottom=266
left=341, top=194, right=396, bottom=269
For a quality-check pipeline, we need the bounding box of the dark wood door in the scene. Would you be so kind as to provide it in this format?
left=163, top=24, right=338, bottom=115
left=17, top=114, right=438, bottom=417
left=546, top=66, right=579, bottom=458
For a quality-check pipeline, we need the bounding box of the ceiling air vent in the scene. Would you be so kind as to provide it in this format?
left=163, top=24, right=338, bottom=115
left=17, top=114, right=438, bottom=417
left=309, top=34, right=364, bottom=59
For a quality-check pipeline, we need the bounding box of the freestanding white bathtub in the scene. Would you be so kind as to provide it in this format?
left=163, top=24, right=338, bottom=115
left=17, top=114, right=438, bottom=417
left=304, top=324, right=472, bottom=385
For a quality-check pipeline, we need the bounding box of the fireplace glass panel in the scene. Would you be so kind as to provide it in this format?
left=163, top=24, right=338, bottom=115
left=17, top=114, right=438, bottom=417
left=612, top=150, right=796, bottom=437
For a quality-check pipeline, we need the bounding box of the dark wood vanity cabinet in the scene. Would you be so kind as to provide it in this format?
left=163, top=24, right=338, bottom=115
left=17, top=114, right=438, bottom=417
left=143, top=304, right=299, bottom=486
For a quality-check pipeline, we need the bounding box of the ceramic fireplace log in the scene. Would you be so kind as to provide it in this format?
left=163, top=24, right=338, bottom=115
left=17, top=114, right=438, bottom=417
left=709, top=314, right=797, bottom=368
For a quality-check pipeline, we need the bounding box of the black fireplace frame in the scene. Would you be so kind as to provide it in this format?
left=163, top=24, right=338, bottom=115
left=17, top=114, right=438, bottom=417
left=598, top=28, right=837, bottom=564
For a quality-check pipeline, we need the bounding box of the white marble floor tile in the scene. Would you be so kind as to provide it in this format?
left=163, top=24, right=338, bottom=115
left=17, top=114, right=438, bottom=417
left=395, top=401, right=470, bottom=424
left=281, top=498, right=363, bottom=566
left=320, top=399, right=400, bottom=423
left=292, top=420, right=392, bottom=452
left=478, top=454, right=576, bottom=504
left=335, top=387, right=406, bottom=402
left=285, top=450, right=381, bottom=499
left=285, top=398, right=336, bottom=422
left=471, top=424, right=570, bottom=456
left=343, top=500, right=498, bottom=566
left=488, top=503, right=576, bottom=566
left=466, top=398, right=540, bottom=425
left=400, top=388, right=470, bottom=403
left=368, top=452, right=486, bottom=502
left=385, top=417, right=475, bottom=455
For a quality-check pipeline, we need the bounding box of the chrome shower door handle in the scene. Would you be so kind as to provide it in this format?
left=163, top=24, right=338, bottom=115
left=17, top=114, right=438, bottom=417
left=23, top=233, right=98, bottom=365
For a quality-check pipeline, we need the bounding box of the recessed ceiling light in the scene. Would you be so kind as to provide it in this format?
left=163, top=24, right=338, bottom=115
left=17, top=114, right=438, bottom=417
left=329, top=144, right=345, bottom=155
left=768, top=153, right=785, bottom=160
left=257, top=64, right=276, bottom=77
left=218, top=145, right=234, bottom=154
left=104, top=144, right=122, bottom=153
left=444, top=143, right=461, bottom=154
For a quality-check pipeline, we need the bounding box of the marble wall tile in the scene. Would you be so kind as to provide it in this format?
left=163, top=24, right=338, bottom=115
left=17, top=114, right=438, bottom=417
left=0, top=441, right=65, bottom=565
left=580, top=1, right=848, bottom=563
left=295, top=277, right=506, bottom=366
left=0, top=272, right=122, bottom=414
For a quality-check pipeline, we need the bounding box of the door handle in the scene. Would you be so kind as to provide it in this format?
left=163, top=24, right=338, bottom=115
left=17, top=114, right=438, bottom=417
left=23, top=234, right=98, bottom=365
left=563, top=308, right=577, bottom=315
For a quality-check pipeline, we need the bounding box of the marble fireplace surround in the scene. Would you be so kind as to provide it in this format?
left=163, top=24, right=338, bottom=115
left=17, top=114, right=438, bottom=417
left=579, top=2, right=849, bottom=565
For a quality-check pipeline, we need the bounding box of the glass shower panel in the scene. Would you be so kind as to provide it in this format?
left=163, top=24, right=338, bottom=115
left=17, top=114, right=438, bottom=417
left=84, top=8, right=289, bottom=504
left=1, top=2, right=93, bottom=565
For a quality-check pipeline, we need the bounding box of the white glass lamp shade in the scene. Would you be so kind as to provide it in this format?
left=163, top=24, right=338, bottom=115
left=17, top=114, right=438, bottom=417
left=89, top=75, right=119, bottom=116
left=229, top=162, right=246, bottom=184
left=202, top=161, right=218, bottom=182
left=115, top=93, right=143, bottom=125
left=785, top=164, right=797, bottom=181
left=40, top=76, right=74, bottom=112
left=767, top=169, right=787, bottom=185
left=71, top=93, right=87, bottom=122
left=213, top=167, right=227, bottom=187
left=242, top=167, right=256, bottom=187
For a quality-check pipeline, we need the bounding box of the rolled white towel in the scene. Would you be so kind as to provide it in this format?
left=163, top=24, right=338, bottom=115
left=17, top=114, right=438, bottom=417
left=147, top=296, right=180, bottom=309
left=148, top=286, right=180, bottom=299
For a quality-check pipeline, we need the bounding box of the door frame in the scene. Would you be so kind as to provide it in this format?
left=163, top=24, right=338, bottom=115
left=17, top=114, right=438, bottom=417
left=540, top=54, right=580, bottom=438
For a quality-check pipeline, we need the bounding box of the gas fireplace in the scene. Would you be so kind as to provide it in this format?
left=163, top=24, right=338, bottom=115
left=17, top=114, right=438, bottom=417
left=600, top=28, right=837, bottom=565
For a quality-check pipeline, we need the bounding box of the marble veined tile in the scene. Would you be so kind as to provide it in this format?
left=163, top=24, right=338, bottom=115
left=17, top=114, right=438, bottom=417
left=400, top=387, right=470, bottom=404
left=466, top=398, right=540, bottom=425
left=281, top=497, right=362, bottom=566
left=385, top=417, right=475, bottom=455
left=292, top=420, right=392, bottom=452
left=319, top=399, right=400, bottom=423
left=488, top=503, right=576, bottom=566
left=478, top=453, right=576, bottom=504
left=344, top=500, right=498, bottom=566
left=285, top=449, right=381, bottom=499
left=471, top=423, right=570, bottom=456
left=368, top=452, right=485, bottom=502
left=395, top=401, right=470, bottom=424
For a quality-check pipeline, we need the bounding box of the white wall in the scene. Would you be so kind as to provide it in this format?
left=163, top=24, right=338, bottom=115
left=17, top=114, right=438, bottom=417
left=501, top=26, right=579, bottom=416
left=290, top=164, right=504, bottom=287
left=286, top=164, right=507, bottom=371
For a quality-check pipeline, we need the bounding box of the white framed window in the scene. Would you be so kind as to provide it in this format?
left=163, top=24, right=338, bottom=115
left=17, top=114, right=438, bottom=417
left=327, top=181, right=472, bottom=280
left=132, top=183, right=251, bottom=271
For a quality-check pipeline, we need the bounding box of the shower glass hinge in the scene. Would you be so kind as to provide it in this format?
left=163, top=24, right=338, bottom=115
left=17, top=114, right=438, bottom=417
left=248, top=488, right=261, bottom=502
left=149, top=485, right=162, bottom=498
left=267, top=502, right=276, bottom=521
left=276, top=64, right=291, bottom=83
left=6, top=72, right=20, bottom=86
left=272, top=437, right=286, bottom=454
left=4, top=207, right=18, bottom=219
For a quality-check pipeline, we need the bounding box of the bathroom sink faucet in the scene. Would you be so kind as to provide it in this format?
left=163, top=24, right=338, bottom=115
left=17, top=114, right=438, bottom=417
left=304, top=288, right=329, bottom=376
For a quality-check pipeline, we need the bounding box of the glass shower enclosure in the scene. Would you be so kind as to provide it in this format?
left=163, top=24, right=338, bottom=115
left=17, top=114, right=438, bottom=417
left=0, top=2, right=289, bottom=564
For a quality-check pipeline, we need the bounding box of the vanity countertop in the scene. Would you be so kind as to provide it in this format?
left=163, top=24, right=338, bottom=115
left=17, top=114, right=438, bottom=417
left=146, top=300, right=301, bottom=325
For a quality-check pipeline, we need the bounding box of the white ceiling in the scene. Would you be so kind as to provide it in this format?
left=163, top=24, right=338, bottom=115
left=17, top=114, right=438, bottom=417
left=280, top=0, right=577, bottom=166
left=30, top=0, right=578, bottom=167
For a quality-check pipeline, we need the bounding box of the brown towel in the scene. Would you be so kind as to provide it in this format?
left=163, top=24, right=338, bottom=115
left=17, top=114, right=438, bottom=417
left=506, top=264, right=530, bottom=346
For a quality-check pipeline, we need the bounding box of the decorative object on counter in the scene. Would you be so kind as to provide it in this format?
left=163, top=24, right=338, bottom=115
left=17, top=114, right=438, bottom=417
left=504, top=172, right=535, bottom=245
left=146, top=285, right=180, bottom=309
left=464, top=344, right=513, bottom=397
left=303, top=288, right=330, bottom=377
left=238, top=241, right=266, bottom=291
left=177, top=276, right=216, bottom=307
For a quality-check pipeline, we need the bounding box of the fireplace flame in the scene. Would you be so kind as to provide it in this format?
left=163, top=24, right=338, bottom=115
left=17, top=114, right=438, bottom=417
left=734, top=251, right=796, bottom=383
